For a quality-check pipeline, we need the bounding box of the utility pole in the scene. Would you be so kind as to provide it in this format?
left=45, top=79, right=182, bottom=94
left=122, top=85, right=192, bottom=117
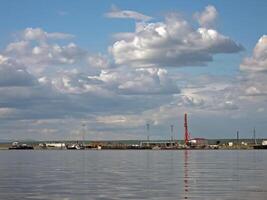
left=146, top=123, right=150, bottom=147
left=82, top=123, right=86, bottom=147
left=253, top=127, right=257, bottom=145
left=170, top=124, right=174, bottom=141
left=170, top=124, right=174, bottom=147
left=236, top=130, right=239, bottom=148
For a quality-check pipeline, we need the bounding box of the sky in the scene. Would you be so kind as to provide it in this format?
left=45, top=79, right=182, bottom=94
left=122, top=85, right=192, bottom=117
left=0, top=0, right=267, bottom=141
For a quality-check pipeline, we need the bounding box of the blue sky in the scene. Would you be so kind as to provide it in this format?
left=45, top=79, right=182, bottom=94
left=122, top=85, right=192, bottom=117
left=0, top=1, right=267, bottom=140
left=1, top=0, right=265, bottom=76
left=1, top=0, right=266, bottom=51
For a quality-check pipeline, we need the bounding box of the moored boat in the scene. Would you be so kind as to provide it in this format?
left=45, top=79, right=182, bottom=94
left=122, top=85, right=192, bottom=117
left=253, top=140, right=267, bottom=149
left=9, top=142, right=34, bottom=150
left=66, top=143, right=85, bottom=150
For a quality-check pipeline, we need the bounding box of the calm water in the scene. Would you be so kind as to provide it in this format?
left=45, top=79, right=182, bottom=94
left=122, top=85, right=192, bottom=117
left=0, top=150, right=267, bottom=200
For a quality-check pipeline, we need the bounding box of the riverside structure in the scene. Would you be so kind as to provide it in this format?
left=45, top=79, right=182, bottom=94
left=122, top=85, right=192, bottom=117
left=1, top=138, right=266, bottom=150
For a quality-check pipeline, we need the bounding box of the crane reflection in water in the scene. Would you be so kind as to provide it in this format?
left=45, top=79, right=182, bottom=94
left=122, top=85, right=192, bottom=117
left=184, top=150, right=189, bottom=199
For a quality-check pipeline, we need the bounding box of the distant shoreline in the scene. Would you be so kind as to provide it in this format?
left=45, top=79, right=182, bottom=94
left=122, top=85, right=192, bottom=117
left=1, top=138, right=266, bottom=150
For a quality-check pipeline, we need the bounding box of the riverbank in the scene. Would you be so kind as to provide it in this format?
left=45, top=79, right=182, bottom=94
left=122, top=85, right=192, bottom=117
left=0, top=139, right=264, bottom=150
left=0, top=144, right=262, bottom=150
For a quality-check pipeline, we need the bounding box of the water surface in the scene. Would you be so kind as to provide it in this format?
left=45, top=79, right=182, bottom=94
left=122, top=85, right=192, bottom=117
left=0, top=150, right=266, bottom=200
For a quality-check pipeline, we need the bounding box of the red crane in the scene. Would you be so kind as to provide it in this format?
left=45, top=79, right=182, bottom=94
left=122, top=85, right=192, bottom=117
left=184, top=113, right=190, bottom=144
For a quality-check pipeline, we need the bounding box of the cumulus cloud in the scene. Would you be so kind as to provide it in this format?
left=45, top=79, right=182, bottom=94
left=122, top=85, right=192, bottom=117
left=52, top=67, right=179, bottom=95
left=0, top=27, right=181, bottom=132
left=52, top=71, right=113, bottom=95
left=6, top=41, right=85, bottom=66
left=0, top=54, right=9, bottom=64
left=105, top=5, right=152, bottom=21
left=0, top=52, right=86, bottom=122
left=0, top=108, right=17, bottom=119
left=87, top=54, right=111, bottom=69
left=0, top=24, right=263, bottom=140
left=22, top=27, right=74, bottom=41
left=194, top=5, right=218, bottom=28
left=241, top=35, right=267, bottom=71
left=245, top=86, right=262, bottom=96
left=177, top=74, right=241, bottom=112
left=0, top=55, right=36, bottom=87
left=221, top=101, right=238, bottom=110
left=180, top=95, right=205, bottom=107
left=110, top=13, right=243, bottom=67
left=117, top=68, right=179, bottom=95
left=2, top=27, right=114, bottom=76
left=0, top=65, right=36, bottom=87
left=112, top=32, right=136, bottom=41
left=238, top=73, right=267, bottom=97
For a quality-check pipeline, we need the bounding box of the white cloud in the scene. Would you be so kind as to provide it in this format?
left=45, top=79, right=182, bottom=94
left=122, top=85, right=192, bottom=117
left=194, top=5, right=218, bottom=28
left=6, top=41, right=30, bottom=55
left=0, top=65, right=36, bottom=87
left=112, top=32, right=136, bottom=41
left=0, top=54, right=36, bottom=87
left=96, top=115, right=127, bottom=124
left=0, top=25, right=266, bottom=140
left=22, top=27, right=74, bottom=41
left=117, top=68, right=179, bottom=95
left=3, top=28, right=113, bottom=76
left=0, top=107, right=16, bottom=118
left=245, top=86, right=262, bottom=96
left=105, top=5, right=152, bottom=21
left=241, top=35, right=267, bottom=71
left=5, top=39, right=86, bottom=74
left=87, top=54, right=111, bottom=69
left=0, top=54, right=9, bottom=64
left=177, top=74, right=241, bottom=112
left=110, top=13, right=242, bottom=67
left=221, top=101, right=238, bottom=110
left=52, top=72, right=114, bottom=95
left=52, top=67, right=179, bottom=95
left=180, top=95, right=205, bottom=107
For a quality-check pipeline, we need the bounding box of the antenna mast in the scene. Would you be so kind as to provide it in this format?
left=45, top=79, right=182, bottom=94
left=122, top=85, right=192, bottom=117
left=184, top=113, right=189, bottom=144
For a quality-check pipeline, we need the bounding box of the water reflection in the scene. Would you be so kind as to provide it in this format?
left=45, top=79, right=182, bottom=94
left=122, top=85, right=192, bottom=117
left=183, top=150, right=189, bottom=199
left=0, top=150, right=267, bottom=199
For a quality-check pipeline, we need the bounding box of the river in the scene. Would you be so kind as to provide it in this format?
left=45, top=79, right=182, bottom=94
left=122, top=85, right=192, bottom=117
left=0, top=150, right=266, bottom=200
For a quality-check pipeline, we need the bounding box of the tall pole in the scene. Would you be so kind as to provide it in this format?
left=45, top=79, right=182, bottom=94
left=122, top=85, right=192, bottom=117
left=184, top=113, right=189, bottom=145
left=170, top=124, right=174, bottom=141
left=146, top=123, right=150, bottom=146
left=253, top=127, right=257, bottom=145
left=82, top=123, right=86, bottom=146
left=236, top=130, right=239, bottom=147
left=170, top=124, right=174, bottom=146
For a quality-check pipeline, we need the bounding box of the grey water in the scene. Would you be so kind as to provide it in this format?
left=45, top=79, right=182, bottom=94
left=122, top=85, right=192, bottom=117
left=0, top=150, right=267, bottom=200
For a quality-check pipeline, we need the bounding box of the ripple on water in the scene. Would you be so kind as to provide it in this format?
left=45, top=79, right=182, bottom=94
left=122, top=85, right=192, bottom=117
left=0, top=150, right=267, bottom=200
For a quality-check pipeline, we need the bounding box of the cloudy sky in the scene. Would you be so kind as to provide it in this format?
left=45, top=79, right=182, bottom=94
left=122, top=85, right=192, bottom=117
left=0, top=0, right=267, bottom=141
